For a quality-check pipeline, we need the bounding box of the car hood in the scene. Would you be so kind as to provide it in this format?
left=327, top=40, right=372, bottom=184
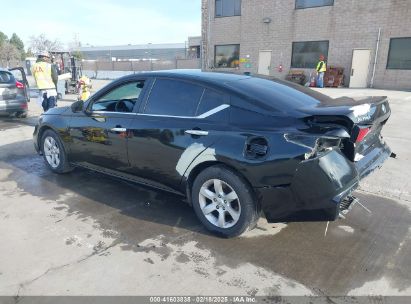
left=43, top=106, right=71, bottom=115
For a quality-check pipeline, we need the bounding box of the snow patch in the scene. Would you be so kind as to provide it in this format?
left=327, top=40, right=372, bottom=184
left=338, top=225, right=355, bottom=233
left=348, top=277, right=411, bottom=296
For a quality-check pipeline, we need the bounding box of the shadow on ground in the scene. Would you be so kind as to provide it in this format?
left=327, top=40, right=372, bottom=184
left=0, top=116, right=38, bottom=131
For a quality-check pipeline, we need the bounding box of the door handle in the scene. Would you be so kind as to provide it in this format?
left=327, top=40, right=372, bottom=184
left=351, top=69, right=354, bottom=76
left=185, top=130, right=208, bottom=136
left=111, top=127, right=127, bottom=132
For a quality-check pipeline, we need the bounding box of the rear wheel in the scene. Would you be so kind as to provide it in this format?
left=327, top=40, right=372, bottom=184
left=191, top=165, right=259, bottom=238
left=16, top=111, right=27, bottom=118
left=41, top=129, right=73, bottom=174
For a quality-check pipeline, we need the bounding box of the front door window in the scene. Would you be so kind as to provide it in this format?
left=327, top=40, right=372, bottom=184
left=91, top=80, right=145, bottom=113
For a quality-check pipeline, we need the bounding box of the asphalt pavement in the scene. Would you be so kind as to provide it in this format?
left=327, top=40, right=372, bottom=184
left=0, top=81, right=410, bottom=297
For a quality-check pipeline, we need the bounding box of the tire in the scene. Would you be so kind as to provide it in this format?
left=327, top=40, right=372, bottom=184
left=191, top=165, right=260, bottom=238
left=16, top=112, right=27, bottom=118
left=41, top=129, right=73, bottom=174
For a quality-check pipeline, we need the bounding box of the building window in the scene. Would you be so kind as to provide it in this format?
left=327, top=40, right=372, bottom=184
left=215, top=44, right=240, bottom=68
left=215, top=0, right=241, bottom=17
left=295, top=0, right=334, bottom=9
left=291, top=41, right=329, bottom=69
left=387, top=37, right=411, bottom=70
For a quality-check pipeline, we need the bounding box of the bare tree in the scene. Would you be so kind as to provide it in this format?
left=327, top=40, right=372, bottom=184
left=68, top=33, right=83, bottom=60
left=28, top=34, right=63, bottom=54
left=0, top=42, right=21, bottom=67
left=68, top=33, right=82, bottom=51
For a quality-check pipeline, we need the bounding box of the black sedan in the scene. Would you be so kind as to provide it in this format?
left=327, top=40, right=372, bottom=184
left=33, top=70, right=392, bottom=237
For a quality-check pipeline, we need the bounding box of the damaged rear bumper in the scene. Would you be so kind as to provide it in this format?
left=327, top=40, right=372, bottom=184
left=355, top=138, right=391, bottom=179
left=256, top=143, right=390, bottom=223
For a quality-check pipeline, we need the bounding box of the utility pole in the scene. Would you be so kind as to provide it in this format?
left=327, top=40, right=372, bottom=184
left=148, top=43, right=153, bottom=71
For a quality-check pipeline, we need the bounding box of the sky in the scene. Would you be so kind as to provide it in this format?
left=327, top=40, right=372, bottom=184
left=0, top=0, right=201, bottom=49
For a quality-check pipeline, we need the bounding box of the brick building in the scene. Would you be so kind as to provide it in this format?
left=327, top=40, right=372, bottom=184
left=188, top=36, right=202, bottom=59
left=202, top=0, right=411, bottom=90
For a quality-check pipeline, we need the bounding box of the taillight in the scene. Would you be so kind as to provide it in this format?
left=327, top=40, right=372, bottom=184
left=16, top=81, right=24, bottom=89
left=355, top=127, right=371, bottom=143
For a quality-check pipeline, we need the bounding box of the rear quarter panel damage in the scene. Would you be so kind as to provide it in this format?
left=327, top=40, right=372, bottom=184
left=183, top=126, right=362, bottom=223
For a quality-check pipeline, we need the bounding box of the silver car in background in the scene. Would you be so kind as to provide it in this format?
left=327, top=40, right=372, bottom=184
left=0, top=67, right=29, bottom=118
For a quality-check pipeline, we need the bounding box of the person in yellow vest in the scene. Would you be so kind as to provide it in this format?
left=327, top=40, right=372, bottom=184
left=31, top=51, right=58, bottom=111
left=316, top=54, right=327, bottom=88
left=78, top=75, right=92, bottom=101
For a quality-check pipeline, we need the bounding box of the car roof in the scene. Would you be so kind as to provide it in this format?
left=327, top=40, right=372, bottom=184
left=110, top=69, right=333, bottom=115
left=121, top=69, right=251, bottom=86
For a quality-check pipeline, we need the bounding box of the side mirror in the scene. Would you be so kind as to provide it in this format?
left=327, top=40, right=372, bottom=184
left=71, top=100, right=84, bottom=113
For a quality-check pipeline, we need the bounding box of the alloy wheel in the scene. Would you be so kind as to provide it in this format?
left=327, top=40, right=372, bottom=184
left=198, top=179, right=241, bottom=229
left=43, top=136, right=60, bottom=168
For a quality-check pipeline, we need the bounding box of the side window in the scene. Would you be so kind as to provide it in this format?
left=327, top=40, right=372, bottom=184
left=196, top=89, right=229, bottom=122
left=145, top=79, right=204, bottom=116
left=196, top=89, right=225, bottom=114
left=91, top=80, right=145, bottom=112
left=9, top=70, right=24, bottom=83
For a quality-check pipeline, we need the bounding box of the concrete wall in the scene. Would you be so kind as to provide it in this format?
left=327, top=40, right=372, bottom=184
left=177, top=58, right=201, bottom=69
left=202, top=0, right=411, bottom=90
left=80, top=46, right=186, bottom=61
left=82, top=59, right=200, bottom=75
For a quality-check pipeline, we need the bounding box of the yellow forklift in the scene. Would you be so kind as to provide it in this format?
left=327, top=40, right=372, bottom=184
left=50, top=52, right=83, bottom=97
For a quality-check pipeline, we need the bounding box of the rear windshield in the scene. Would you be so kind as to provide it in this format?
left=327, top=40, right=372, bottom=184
left=0, top=71, right=14, bottom=83
left=226, top=77, right=331, bottom=112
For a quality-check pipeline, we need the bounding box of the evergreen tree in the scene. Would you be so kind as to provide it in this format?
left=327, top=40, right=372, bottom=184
left=0, top=31, right=8, bottom=46
left=9, top=33, right=25, bottom=59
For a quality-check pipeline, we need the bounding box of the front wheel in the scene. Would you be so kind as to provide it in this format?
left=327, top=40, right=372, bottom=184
left=191, top=165, right=260, bottom=238
left=41, top=129, right=73, bottom=174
